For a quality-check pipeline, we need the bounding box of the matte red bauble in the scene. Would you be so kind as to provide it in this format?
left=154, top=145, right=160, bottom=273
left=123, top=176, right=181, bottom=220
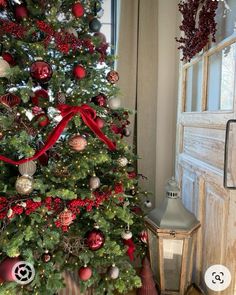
left=34, top=113, right=50, bottom=127
left=2, top=52, right=15, bottom=66
left=59, top=209, right=74, bottom=226
left=0, top=93, right=21, bottom=108
left=78, top=266, right=92, bottom=281
left=68, top=135, right=87, bottom=151
left=14, top=5, right=29, bottom=21
left=91, top=93, right=107, bottom=107
left=73, top=64, right=86, bottom=80
left=31, top=89, right=49, bottom=106
left=72, top=2, right=84, bottom=18
left=106, top=70, right=119, bottom=84
left=0, top=257, right=20, bottom=281
left=30, top=61, right=53, bottom=83
left=95, top=117, right=105, bottom=129
left=85, top=228, right=105, bottom=251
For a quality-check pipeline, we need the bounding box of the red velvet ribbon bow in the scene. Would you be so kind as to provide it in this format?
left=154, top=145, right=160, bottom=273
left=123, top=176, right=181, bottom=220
left=0, top=104, right=116, bottom=165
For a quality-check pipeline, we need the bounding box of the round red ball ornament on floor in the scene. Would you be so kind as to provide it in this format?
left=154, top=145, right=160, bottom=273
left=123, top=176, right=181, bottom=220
left=78, top=265, right=92, bottom=281
left=0, top=257, right=20, bottom=281
left=30, top=60, right=53, bottom=83
left=72, top=2, right=84, bottom=18
left=14, top=5, right=29, bottom=21
left=73, top=64, right=86, bottom=80
left=85, top=228, right=105, bottom=251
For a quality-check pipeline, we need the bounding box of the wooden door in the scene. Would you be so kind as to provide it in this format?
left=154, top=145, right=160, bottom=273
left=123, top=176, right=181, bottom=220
left=176, top=1, right=236, bottom=294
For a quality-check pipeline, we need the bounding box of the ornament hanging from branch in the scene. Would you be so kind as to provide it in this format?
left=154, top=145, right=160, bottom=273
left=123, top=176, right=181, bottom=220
left=176, top=0, right=218, bottom=62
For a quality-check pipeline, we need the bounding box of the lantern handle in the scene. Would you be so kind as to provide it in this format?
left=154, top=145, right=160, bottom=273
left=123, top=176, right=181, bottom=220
left=224, top=119, right=236, bottom=189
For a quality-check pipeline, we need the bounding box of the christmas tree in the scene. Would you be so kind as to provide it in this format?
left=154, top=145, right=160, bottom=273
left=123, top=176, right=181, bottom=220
left=0, top=1, right=147, bottom=294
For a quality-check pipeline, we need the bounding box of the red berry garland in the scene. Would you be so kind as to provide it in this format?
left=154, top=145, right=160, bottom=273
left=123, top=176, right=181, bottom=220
left=176, top=0, right=218, bottom=62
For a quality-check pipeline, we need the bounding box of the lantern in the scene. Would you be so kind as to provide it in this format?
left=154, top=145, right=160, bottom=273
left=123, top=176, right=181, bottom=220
left=144, top=177, right=200, bottom=295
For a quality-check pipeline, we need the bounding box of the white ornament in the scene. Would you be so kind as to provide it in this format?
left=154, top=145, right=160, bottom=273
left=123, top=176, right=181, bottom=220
left=0, top=57, right=10, bottom=78
left=109, top=264, right=119, bottom=279
left=89, top=176, right=101, bottom=190
left=121, top=230, right=132, bottom=240
left=97, top=8, right=104, bottom=18
left=117, top=157, right=128, bottom=167
left=144, top=200, right=152, bottom=208
left=108, top=97, right=121, bottom=110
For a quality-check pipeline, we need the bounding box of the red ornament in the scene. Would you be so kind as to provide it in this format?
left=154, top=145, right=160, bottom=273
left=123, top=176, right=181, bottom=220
left=42, top=251, right=51, bottom=263
left=59, top=209, right=74, bottom=226
left=73, top=64, right=86, bottom=80
left=0, top=0, right=7, bottom=8
left=38, top=152, right=49, bottom=166
left=139, top=230, right=148, bottom=244
left=95, top=117, right=105, bottom=129
left=2, top=52, right=15, bottom=66
left=34, top=113, right=50, bottom=127
left=68, top=135, right=87, bottom=151
left=31, top=89, right=49, bottom=106
left=30, top=60, right=53, bottom=83
left=85, top=228, right=105, bottom=251
left=106, top=70, right=119, bottom=84
left=78, top=266, right=92, bottom=281
left=0, top=257, right=20, bottom=281
left=14, top=5, right=29, bottom=21
left=72, top=2, right=84, bottom=18
left=91, top=93, right=107, bottom=106
left=0, top=93, right=21, bottom=108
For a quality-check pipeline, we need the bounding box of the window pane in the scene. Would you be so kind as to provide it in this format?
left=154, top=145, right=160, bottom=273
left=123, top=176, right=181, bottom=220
left=214, top=0, right=236, bottom=44
left=100, top=24, right=112, bottom=44
left=100, top=0, right=111, bottom=23
left=185, top=61, right=203, bottom=112
left=207, top=43, right=236, bottom=111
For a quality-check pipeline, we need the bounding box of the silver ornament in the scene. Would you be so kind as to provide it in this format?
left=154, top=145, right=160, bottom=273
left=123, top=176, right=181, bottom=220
left=89, top=176, right=100, bottom=190
left=0, top=57, right=10, bottom=78
left=19, top=161, right=37, bottom=177
left=109, top=264, right=119, bottom=279
left=108, top=97, right=121, bottom=110
left=144, top=200, right=152, bottom=208
left=117, top=157, right=128, bottom=167
left=97, top=8, right=104, bottom=18
left=15, top=176, right=34, bottom=195
left=121, top=230, right=132, bottom=240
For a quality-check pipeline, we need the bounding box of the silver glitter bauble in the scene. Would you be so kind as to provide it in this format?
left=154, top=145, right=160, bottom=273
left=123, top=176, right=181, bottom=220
left=89, top=176, right=100, bottom=190
left=15, top=176, right=34, bottom=195
left=117, top=157, right=128, bottom=167
left=19, top=161, right=36, bottom=176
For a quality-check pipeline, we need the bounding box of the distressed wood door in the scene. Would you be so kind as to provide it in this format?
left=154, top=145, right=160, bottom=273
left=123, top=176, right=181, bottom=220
left=176, top=2, right=236, bottom=294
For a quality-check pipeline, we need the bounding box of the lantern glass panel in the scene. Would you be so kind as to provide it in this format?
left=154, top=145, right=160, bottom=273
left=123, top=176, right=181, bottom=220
left=148, top=229, right=159, bottom=281
left=163, top=239, right=183, bottom=291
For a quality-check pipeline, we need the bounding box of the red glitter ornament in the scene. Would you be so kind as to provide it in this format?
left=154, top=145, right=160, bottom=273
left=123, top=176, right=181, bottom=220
left=30, top=60, right=53, bottom=83
left=91, top=93, right=107, bottom=106
left=0, top=93, right=21, bottom=108
left=59, top=209, right=74, bottom=226
left=85, top=227, right=105, bottom=251
left=31, top=89, right=49, bottom=106
left=73, top=64, right=86, bottom=80
left=78, top=265, right=92, bottom=281
left=2, top=52, right=15, bottom=66
left=14, top=5, right=29, bottom=22
left=95, top=117, right=105, bottom=129
left=106, top=70, right=119, bottom=84
left=72, top=2, right=84, bottom=18
left=34, top=113, right=50, bottom=127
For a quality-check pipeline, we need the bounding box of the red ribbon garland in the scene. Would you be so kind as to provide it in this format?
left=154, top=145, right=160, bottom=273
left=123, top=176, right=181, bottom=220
left=0, top=104, right=116, bottom=165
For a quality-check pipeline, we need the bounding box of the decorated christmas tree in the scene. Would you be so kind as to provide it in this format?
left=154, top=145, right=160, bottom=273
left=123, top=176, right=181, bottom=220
left=0, top=1, right=147, bottom=294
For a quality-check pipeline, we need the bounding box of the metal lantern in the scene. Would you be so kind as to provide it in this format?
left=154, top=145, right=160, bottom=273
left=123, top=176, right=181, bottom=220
left=144, top=177, right=200, bottom=295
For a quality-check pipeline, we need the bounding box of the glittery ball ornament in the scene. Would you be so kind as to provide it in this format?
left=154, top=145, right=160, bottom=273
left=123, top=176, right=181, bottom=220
left=85, top=228, right=105, bottom=251
left=117, top=157, right=128, bottom=167
left=30, top=60, right=53, bottom=83
left=59, top=209, right=74, bottom=226
left=109, top=264, right=119, bottom=279
left=15, top=176, right=34, bottom=195
left=68, top=135, right=87, bottom=151
left=89, top=176, right=100, bottom=190
left=0, top=57, right=10, bottom=78
left=106, top=70, right=119, bottom=84
left=78, top=265, right=92, bottom=281
left=19, top=161, right=36, bottom=177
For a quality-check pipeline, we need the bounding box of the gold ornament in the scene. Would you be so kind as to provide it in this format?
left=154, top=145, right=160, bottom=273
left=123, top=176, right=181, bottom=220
left=68, top=135, right=87, bottom=151
left=15, top=176, right=34, bottom=195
